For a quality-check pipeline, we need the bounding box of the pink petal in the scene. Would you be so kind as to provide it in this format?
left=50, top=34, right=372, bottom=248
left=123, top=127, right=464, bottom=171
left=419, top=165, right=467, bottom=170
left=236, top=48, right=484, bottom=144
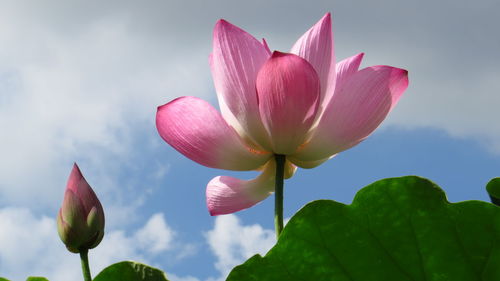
left=293, top=66, right=409, bottom=162
left=211, top=19, right=272, bottom=149
left=156, top=96, right=271, bottom=171
left=57, top=210, right=81, bottom=253
left=256, top=52, right=320, bottom=154
left=262, top=38, right=271, bottom=55
left=254, top=159, right=296, bottom=179
left=66, top=164, right=102, bottom=215
left=209, top=53, right=252, bottom=144
left=335, top=53, right=364, bottom=90
left=291, top=13, right=335, bottom=112
left=288, top=155, right=334, bottom=169
left=61, top=189, right=87, bottom=228
left=283, top=160, right=297, bottom=179
left=206, top=159, right=277, bottom=215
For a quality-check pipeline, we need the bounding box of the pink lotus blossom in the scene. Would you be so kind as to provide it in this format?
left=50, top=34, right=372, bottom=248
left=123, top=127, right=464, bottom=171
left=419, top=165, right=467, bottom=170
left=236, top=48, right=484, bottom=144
left=57, top=163, right=105, bottom=253
left=156, top=13, right=409, bottom=216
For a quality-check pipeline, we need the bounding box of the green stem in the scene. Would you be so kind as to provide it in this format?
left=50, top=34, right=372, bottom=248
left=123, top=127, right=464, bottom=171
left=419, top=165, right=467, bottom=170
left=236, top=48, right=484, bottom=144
left=80, top=249, right=92, bottom=281
left=274, top=154, right=286, bottom=239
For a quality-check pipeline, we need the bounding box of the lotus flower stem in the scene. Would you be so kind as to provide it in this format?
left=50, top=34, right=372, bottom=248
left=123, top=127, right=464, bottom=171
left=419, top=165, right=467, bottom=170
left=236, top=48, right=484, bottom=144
left=274, top=154, right=286, bottom=239
left=79, top=249, right=92, bottom=281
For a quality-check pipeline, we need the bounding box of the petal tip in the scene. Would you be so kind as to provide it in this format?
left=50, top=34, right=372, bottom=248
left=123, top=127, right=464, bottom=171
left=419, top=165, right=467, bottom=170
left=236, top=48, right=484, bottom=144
left=72, top=162, right=81, bottom=172
left=270, top=50, right=287, bottom=58
left=393, top=68, right=409, bottom=91
left=214, top=19, right=240, bottom=34
left=72, top=162, right=80, bottom=173
left=262, top=38, right=271, bottom=54
left=349, top=52, right=365, bottom=67
left=213, top=19, right=233, bottom=38
left=206, top=178, right=233, bottom=216
left=322, top=12, right=332, bottom=24
left=390, top=67, right=409, bottom=81
left=215, top=19, right=229, bottom=28
left=207, top=206, right=220, bottom=216
left=157, top=97, right=188, bottom=113
left=68, top=163, right=83, bottom=189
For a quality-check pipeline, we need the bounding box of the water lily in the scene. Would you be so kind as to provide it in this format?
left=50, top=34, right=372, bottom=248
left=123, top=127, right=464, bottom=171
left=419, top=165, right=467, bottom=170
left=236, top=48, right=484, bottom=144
left=156, top=13, right=409, bottom=226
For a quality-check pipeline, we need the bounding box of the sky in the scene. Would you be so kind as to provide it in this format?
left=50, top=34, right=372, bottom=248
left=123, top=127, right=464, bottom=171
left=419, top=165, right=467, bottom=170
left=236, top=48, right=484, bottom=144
left=0, top=0, right=499, bottom=280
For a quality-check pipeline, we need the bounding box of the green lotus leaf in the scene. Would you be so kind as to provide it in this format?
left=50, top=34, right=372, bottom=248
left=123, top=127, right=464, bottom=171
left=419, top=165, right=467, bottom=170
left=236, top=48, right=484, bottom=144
left=227, top=176, right=500, bottom=281
left=94, top=261, right=169, bottom=281
left=486, top=178, right=500, bottom=206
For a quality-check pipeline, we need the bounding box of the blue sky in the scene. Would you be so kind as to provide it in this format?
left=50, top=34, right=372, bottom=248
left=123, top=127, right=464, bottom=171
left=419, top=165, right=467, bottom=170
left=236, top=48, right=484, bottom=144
left=0, top=0, right=499, bottom=280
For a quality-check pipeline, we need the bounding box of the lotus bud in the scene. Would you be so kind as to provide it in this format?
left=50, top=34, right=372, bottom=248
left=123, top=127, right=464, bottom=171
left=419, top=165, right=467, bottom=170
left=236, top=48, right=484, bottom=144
left=57, top=163, right=105, bottom=253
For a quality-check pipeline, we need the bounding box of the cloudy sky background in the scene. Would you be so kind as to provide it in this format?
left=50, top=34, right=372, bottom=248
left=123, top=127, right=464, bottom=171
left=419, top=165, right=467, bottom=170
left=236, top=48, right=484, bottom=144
left=0, top=0, right=499, bottom=280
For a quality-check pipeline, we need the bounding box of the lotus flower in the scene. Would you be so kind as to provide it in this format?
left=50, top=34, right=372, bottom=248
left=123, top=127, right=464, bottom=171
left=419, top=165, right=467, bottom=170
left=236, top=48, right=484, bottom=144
left=57, top=163, right=105, bottom=253
left=156, top=13, right=409, bottom=216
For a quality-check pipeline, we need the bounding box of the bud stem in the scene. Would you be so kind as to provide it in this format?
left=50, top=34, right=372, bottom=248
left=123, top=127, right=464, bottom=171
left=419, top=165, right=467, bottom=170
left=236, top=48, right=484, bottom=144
left=80, top=249, right=92, bottom=281
left=274, top=154, right=286, bottom=239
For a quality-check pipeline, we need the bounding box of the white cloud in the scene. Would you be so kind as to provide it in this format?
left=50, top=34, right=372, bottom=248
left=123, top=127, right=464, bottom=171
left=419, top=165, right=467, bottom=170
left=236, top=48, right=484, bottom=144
left=385, top=69, right=500, bottom=152
left=205, top=214, right=275, bottom=281
left=175, top=243, right=199, bottom=262
left=0, top=1, right=212, bottom=210
left=168, top=273, right=202, bottom=281
left=0, top=208, right=191, bottom=281
left=135, top=213, right=175, bottom=254
left=0, top=207, right=82, bottom=280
